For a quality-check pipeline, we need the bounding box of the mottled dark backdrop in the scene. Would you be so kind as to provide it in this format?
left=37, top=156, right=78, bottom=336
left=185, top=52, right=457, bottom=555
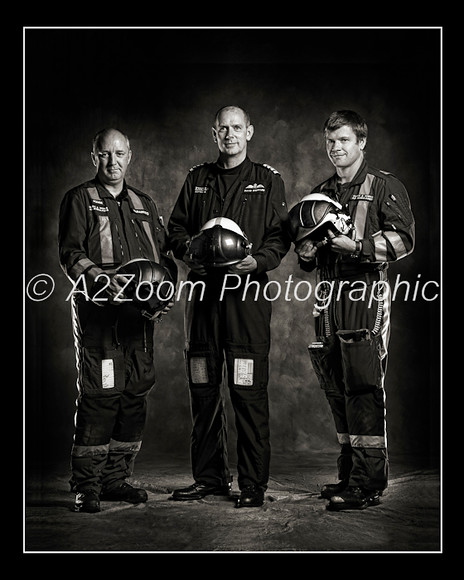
left=25, top=28, right=441, bottom=471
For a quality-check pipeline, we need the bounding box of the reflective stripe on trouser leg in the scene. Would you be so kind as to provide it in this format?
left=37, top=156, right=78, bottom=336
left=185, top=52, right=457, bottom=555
left=71, top=393, right=120, bottom=490
left=71, top=443, right=109, bottom=493
left=347, top=386, right=389, bottom=490
left=101, top=439, right=143, bottom=491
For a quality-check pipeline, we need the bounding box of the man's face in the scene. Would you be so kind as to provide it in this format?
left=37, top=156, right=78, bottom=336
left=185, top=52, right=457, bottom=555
left=325, top=125, right=365, bottom=171
left=92, top=130, right=132, bottom=188
left=212, top=108, right=254, bottom=159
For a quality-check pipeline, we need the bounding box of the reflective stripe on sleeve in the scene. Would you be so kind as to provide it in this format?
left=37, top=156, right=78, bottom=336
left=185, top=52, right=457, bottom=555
left=68, top=257, right=95, bottom=279
left=373, top=231, right=388, bottom=261
left=384, top=230, right=408, bottom=260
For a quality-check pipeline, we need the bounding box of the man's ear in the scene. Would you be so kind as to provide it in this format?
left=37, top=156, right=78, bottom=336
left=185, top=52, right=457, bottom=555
left=246, top=124, right=254, bottom=142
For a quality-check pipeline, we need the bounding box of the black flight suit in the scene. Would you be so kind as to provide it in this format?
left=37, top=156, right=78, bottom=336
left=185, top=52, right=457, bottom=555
left=168, top=157, right=290, bottom=492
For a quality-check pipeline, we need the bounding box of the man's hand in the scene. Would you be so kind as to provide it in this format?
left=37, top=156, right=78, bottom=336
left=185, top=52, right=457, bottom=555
left=148, top=300, right=175, bottom=322
left=183, top=251, right=207, bottom=276
left=326, top=228, right=357, bottom=255
left=228, top=255, right=258, bottom=274
left=106, top=273, right=131, bottom=305
left=295, top=238, right=318, bottom=262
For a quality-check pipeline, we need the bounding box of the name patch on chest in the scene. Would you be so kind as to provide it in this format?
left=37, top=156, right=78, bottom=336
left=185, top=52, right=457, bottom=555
left=89, top=204, right=109, bottom=213
left=194, top=186, right=209, bottom=194
left=350, top=193, right=374, bottom=202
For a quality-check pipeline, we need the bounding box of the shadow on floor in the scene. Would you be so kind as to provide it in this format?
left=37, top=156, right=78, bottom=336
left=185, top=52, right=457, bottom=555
left=24, top=450, right=441, bottom=554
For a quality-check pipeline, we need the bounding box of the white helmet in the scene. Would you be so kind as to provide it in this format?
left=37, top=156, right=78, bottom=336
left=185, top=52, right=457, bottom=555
left=188, top=217, right=252, bottom=267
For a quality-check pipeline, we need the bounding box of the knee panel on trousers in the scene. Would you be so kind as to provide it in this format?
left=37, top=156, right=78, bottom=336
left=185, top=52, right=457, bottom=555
left=185, top=348, right=223, bottom=387
left=225, top=347, right=269, bottom=390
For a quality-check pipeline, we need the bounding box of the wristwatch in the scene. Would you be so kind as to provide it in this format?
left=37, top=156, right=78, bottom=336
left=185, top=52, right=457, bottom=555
left=351, top=240, right=362, bottom=258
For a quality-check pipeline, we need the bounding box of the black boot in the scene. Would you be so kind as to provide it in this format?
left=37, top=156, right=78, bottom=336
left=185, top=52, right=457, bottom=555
left=74, top=490, right=101, bottom=513
left=235, top=485, right=264, bottom=508
left=319, top=479, right=349, bottom=499
left=100, top=482, right=148, bottom=504
left=327, top=486, right=382, bottom=511
left=171, top=482, right=232, bottom=501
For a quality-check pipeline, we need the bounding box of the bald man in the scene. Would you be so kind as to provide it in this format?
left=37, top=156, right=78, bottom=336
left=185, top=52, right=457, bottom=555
left=59, top=128, right=177, bottom=513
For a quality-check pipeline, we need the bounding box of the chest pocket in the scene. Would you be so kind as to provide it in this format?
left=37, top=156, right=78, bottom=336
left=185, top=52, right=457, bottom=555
left=239, top=182, right=268, bottom=226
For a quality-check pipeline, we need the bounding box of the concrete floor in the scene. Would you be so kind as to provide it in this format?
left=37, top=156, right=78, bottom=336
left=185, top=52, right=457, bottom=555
left=24, top=448, right=441, bottom=555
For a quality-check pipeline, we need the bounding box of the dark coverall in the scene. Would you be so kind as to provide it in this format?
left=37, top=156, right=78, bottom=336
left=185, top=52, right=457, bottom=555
left=302, top=159, right=415, bottom=492
left=59, top=178, right=177, bottom=494
left=168, top=157, right=290, bottom=492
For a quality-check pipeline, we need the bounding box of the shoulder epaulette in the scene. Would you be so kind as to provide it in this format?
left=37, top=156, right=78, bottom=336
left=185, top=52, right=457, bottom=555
left=189, top=162, right=209, bottom=173
left=261, top=163, right=280, bottom=175
left=379, top=169, right=401, bottom=181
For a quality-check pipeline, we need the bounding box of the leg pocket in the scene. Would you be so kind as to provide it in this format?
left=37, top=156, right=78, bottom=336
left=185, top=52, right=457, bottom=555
left=308, top=335, right=344, bottom=395
left=126, top=349, right=156, bottom=396
left=82, top=348, right=125, bottom=397
left=337, top=329, right=382, bottom=395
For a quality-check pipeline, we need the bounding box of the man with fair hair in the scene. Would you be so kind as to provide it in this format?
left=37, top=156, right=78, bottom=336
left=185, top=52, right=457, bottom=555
left=294, top=111, right=415, bottom=511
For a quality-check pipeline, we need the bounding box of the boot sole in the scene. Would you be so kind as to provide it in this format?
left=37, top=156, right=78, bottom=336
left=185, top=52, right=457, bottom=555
left=171, top=489, right=231, bottom=501
left=74, top=504, right=101, bottom=513
left=326, top=496, right=380, bottom=511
